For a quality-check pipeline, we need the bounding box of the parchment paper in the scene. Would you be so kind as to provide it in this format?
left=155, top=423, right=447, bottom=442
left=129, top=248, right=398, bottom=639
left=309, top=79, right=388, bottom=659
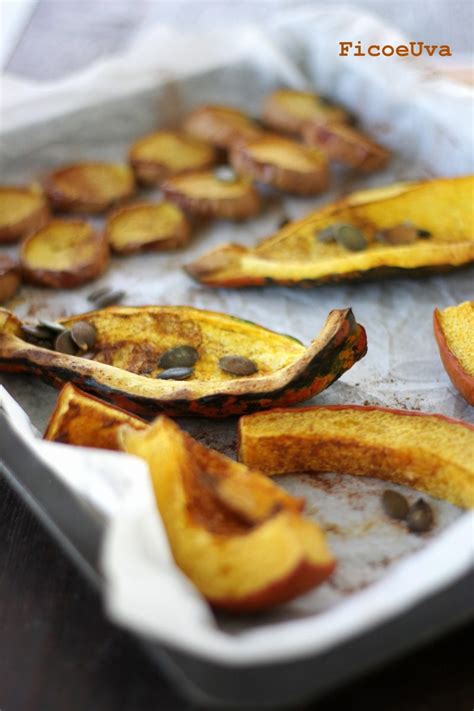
left=0, top=6, right=473, bottom=665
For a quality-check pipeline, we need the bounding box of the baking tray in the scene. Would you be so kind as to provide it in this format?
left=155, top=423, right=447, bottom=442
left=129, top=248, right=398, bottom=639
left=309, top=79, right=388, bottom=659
left=1, top=409, right=473, bottom=709
left=1, top=14, right=474, bottom=708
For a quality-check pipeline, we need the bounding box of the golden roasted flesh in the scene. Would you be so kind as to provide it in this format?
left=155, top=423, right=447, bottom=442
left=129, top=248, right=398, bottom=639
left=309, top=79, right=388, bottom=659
left=128, top=130, right=217, bottom=185
left=0, top=185, right=50, bottom=243
left=105, top=201, right=191, bottom=254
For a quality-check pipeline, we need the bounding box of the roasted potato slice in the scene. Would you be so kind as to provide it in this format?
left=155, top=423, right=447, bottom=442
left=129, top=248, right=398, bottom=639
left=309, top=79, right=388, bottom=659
left=231, top=134, right=329, bottom=195
left=303, top=121, right=391, bottom=172
left=105, top=201, right=191, bottom=254
left=162, top=170, right=261, bottom=220
left=262, top=89, right=349, bottom=134
left=183, top=105, right=262, bottom=149
left=0, top=185, right=50, bottom=243
left=129, top=130, right=217, bottom=185
left=44, top=162, right=135, bottom=213
left=20, top=219, right=109, bottom=288
left=0, top=256, right=21, bottom=303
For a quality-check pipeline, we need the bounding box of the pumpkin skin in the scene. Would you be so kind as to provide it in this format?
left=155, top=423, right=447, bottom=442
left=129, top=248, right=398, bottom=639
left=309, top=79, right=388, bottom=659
left=238, top=405, right=474, bottom=508
left=0, top=305, right=367, bottom=418
left=186, top=176, right=474, bottom=287
left=121, top=415, right=335, bottom=611
left=433, top=303, right=474, bottom=405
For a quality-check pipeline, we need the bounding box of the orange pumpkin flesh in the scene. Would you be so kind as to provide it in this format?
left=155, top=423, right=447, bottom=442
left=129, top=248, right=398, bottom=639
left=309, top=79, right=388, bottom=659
left=44, top=383, right=147, bottom=449
left=434, top=302, right=474, bottom=405
left=238, top=405, right=474, bottom=508
left=121, top=416, right=335, bottom=611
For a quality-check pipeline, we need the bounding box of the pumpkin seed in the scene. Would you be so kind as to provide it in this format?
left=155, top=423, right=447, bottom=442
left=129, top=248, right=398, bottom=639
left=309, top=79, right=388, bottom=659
left=316, top=225, right=338, bottom=243
left=94, top=289, right=126, bottom=308
left=336, top=224, right=368, bottom=251
left=88, top=286, right=111, bottom=303
left=21, top=324, right=54, bottom=342
left=70, top=321, right=97, bottom=351
left=214, top=166, right=237, bottom=183
left=382, top=489, right=409, bottom=520
left=376, top=222, right=418, bottom=245
left=38, top=319, right=66, bottom=334
left=219, top=355, right=258, bottom=376
left=158, top=345, right=199, bottom=369
left=417, top=228, right=431, bottom=238
left=157, top=366, right=194, bottom=380
left=54, top=330, right=78, bottom=355
left=407, top=499, right=434, bottom=533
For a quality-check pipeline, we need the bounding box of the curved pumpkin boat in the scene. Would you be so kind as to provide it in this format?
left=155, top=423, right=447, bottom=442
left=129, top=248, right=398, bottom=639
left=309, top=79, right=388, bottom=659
left=186, top=176, right=474, bottom=287
left=433, top=301, right=474, bottom=405
left=0, top=305, right=366, bottom=418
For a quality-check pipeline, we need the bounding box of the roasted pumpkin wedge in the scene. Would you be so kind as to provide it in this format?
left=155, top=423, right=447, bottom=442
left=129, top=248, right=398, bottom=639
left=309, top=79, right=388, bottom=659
left=44, top=383, right=147, bottom=448
left=121, top=415, right=335, bottom=611
left=20, top=220, right=109, bottom=288
left=105, top=201, right=191, bottom=254
left=162, top=170, right=261, bottom=220
left=0, top=306, right=366, bottom=417
left=0, top=185, right=50, bottom=243
left=44, top=162, right=135, bottom=213
left=262, top=89, right=349, bottom=134
left=303, top=121, right=390, bottom=172
left=183, top=105, right=262, bottom=149
left=0, top=256, right=21, bottom=303
left=186, top=176, right=474, bottom=287
left=129, top=130, right=217, bottom=185
left=230, top=134, right=329, bottom=195
left=434, top=301, right=474, bottom=405
left=238, top=405, right=474, bottom=509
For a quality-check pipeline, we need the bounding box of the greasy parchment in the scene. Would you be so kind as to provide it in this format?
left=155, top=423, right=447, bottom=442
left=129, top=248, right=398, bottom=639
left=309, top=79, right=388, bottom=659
left=0, top=6, right=473, bottom=665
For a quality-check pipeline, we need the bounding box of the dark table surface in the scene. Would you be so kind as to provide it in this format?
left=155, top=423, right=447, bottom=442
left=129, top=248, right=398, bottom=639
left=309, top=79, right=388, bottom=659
left=2, top=2, right=474, bottom=709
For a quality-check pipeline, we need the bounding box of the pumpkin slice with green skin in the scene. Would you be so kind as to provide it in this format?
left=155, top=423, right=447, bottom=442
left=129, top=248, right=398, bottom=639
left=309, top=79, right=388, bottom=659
left=121, top=415, right=335, bottom=611
left=238, top=405, right=474, bottom=509
left=434, top=301, right=474, bottom=405
left=44, top=383, right=147, bottom=449
left=0, top=305, right=366, bottom=418
left=186, top=176, right=474, bottom=287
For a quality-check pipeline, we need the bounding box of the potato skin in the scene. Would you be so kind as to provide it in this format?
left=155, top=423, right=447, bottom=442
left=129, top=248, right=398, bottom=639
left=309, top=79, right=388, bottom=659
left=0, top=256, right=21, bottom=303
left=0, top=186, right=50, bottom=243
left=44, top=163, right=135, bottom=214
left=20, top=220, right=109, bottom=288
